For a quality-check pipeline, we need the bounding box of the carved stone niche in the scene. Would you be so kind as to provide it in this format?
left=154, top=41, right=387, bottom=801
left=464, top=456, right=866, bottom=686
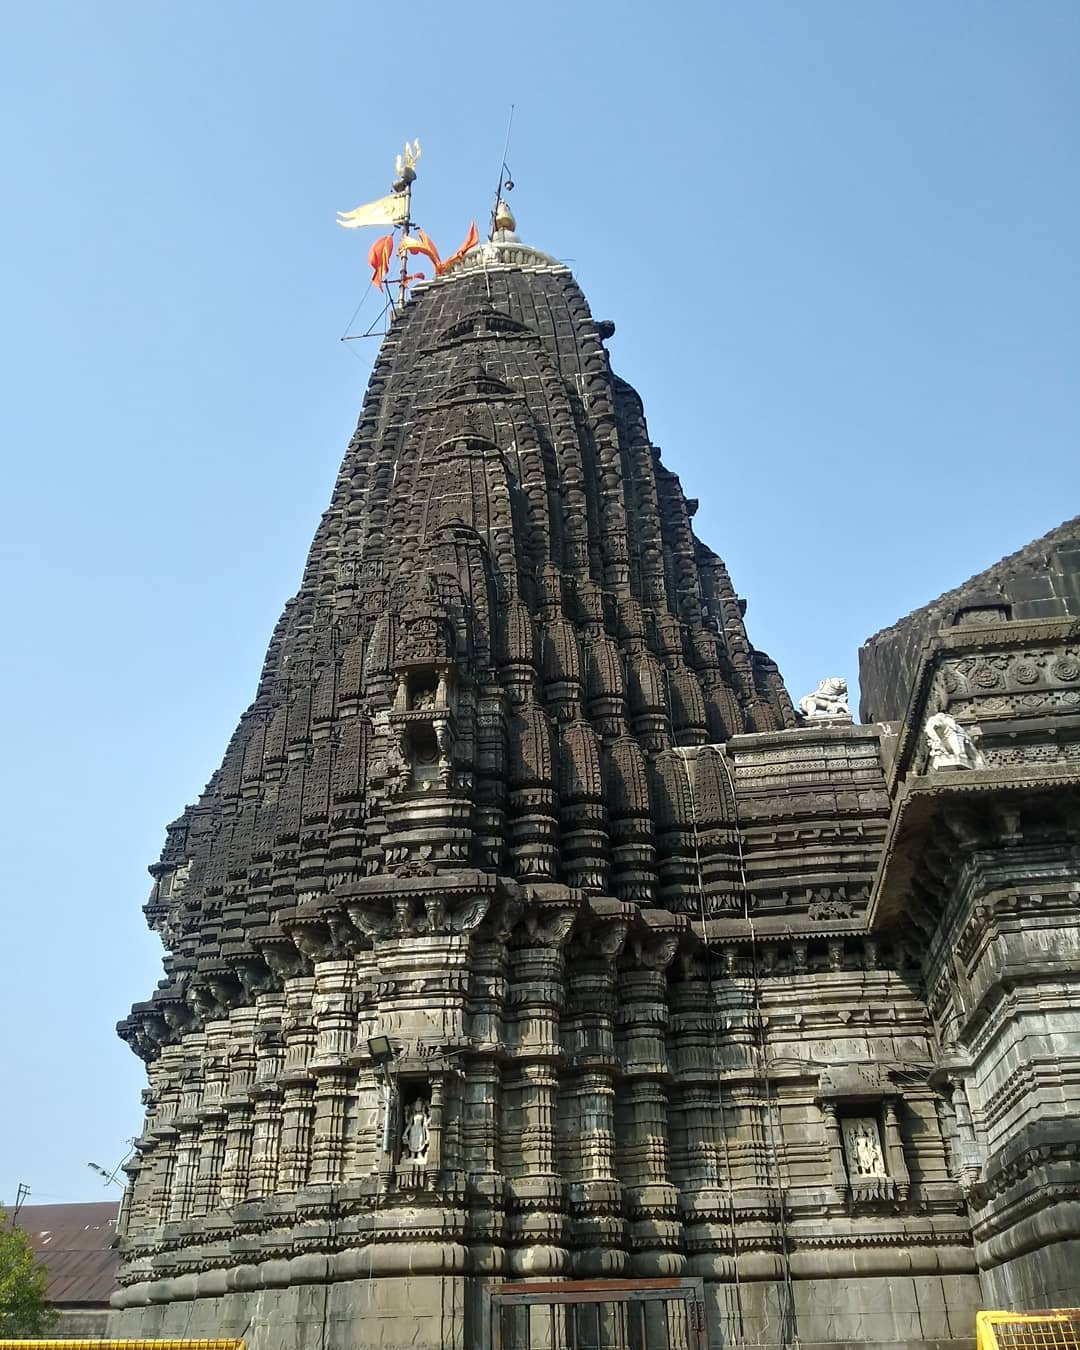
left=388, top=667, right=457, bottom=794
left=815, top=1064, right=911, bottom=1210
left=361, top=1037, right=458, bottom=1194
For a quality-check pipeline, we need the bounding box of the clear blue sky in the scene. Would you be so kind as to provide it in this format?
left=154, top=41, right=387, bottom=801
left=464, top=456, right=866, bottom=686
left=1, top=1, right=1076, bottom=1205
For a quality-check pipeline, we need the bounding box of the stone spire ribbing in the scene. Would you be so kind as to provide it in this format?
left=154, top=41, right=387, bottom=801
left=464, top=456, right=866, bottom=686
left=121, top=241, right=794, bottom=1058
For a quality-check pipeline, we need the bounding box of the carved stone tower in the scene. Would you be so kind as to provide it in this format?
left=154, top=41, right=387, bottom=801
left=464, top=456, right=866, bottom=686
left=111, top=215, right=1080, bottom=1349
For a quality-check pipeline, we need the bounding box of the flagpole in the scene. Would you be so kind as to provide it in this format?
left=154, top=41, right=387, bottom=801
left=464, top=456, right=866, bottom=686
left=397, top=180, right=413, bottom=310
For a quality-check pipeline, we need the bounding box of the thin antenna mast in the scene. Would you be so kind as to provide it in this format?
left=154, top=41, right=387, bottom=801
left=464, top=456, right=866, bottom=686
left=11, top=1182, right=30, bottom=1226
left=489, top=105, right=516, bottom=240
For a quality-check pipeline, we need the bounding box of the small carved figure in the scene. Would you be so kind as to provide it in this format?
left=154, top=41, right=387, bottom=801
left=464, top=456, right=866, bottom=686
left=924, top=713, right=986, bottom=770
left=412, top=687, right=436, bottom=711
left=844, top=1118, right=886, bottom=1176
left=393, top=895, right=414, bottom=936
left=423, top=893, right=446, bottom=933
left=855, top=1126, right=879, bottom=1174
left=401, top=1098, right=431, bottom=1163
left=798, top=677, right=851, bottom=721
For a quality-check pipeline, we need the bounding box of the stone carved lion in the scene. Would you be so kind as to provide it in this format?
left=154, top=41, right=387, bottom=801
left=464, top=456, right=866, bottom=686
left=798, top=677, right=852, bottom=721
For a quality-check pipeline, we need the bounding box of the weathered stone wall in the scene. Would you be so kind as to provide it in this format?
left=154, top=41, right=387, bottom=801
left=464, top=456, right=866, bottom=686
left=113, top=727, right=982, bottom=1348
left=869, top=614, right=1080, bottom=1315
left=859, top=516, right=1080, bottom=723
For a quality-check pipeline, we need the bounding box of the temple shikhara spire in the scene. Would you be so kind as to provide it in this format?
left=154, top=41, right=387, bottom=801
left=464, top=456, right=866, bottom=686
left=110, top=146, right=1080, bottom=1349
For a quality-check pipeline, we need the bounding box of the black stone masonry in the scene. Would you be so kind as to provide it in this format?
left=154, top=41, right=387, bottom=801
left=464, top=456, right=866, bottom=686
left=111, top=225, right=1080, bottom=1350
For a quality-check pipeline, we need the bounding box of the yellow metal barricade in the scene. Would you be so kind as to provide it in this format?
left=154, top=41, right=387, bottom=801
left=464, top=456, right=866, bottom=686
left=978, top=1311, right=1080, bottom=1350
left=0, top=1342, right=244, bottom=1350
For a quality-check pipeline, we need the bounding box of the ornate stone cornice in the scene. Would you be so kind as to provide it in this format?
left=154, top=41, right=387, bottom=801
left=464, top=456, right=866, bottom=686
left=867, top=766, right=1080, bottom=930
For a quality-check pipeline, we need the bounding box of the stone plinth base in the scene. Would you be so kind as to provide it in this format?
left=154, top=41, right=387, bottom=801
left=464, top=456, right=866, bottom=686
left=110, top=1268, right=985, bottom=1349
left=109, top=1276, right=468, bottom=1350
left=978, top=1237, right=1080, bottom=1311
left=705, top=1272, right=982, bottom=1349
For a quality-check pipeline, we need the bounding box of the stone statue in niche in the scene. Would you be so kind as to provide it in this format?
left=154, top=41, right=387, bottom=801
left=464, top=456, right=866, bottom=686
left=798, top=677, right=852, bottom=721
left=843, top=1117, right=886, bottom=1177
left=379, top=726, right=410, bottom=793
left=924, top=712, right=986, bottom=770
left=412, top=687, right=436, bottom=712
left=401, top=1097, right=431, bottom=1163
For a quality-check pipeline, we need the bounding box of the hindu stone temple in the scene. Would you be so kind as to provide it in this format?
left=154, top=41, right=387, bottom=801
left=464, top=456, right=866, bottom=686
left=110, top=207, right=1080, bottom=1349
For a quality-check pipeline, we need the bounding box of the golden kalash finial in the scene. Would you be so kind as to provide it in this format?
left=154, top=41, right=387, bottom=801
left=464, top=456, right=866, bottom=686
left=493, top=197, right=517, bottom=233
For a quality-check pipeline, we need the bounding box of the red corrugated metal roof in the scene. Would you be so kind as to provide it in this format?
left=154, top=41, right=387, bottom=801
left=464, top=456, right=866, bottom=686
left=15, top=1201, right=120, bottom=1305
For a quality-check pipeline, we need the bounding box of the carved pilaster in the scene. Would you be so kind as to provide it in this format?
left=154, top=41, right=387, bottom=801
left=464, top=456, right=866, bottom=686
left=192, top=1022, right=230, bottom=1216
left=219, top=1104, right=254, bottom=1207
left=167, top=1121, right=200, bottom=1222
left=278, top=1082, right=315, bottom=1192
left=246, top=995, right=284, bottom=1200
left=463, top=929, right=509, bottom=1183
left=616, top=928, right=684, bottom=1275
left=247, top=1095, right=281, bottom=1200
left=821, top=1098, right=847, bottom=1200
left=561, top=906, right=629, bottom=1274
left=309, top=1070, right=350, bottom=1185
left=192, top=1112, right=226, bottom=1217
left=505, top=900, right=576, bottom=1277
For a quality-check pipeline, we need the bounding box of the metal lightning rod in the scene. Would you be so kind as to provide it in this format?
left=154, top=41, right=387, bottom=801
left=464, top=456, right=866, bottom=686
left=489, top=105, right=516, bottom=240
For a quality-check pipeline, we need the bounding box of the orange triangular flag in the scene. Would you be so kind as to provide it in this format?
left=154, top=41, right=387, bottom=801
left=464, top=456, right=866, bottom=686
left=399, top=229, right=442, bottom=270
left=368, top=234, right=395, bottom=289
left=435, top=221, right=480, bottom=275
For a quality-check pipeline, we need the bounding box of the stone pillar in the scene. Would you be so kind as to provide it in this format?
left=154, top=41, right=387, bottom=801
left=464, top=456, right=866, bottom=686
left=678, top=1084, right=721, bottom=1188
left=192, top=1022, right=231, bottom=1216
left=617, top=931, right=685, bottom=1276
left=279, top=1082, right=315, bottom=1191
left=821, top=1099, right=848, bottom=1198
left=165, top=1047, right=204, bottom=1222
left=247, top=994, right=284, bottom=1200
left=562, top=914, right=627, bottom=1277
left=126, top=1086, right=161, bottom=1230
left=167, top=1120, right=200, bottom=1222
left=426, top=1076, right=445, bottom=1183
left=247, top=1092, right=282, bottom=1200
left=463, top=926, right=508, bottom=1196
left=461, top=922, right=505, bottom=1279
left=505, top=906, right=576, bottom=1278
left=219, top=1008, right=257, bottom=1207
left=278, top=977, right=317, bottom=1191
left=144, top=1054, right=181, bottom=1225
left=883, top=1098, right=911, bottom=1202
left=124, top=1142, right=155, bottom=1232
left=219, top=1102, right=254, bottom=1208
left=309, top=960, right=357, bottom=1185
left=192, top=1109, right=225, bottom=1217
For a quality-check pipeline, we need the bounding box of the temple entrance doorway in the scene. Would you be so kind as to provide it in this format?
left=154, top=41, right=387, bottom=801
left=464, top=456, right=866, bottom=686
left=485, top=1277, right=710, bottom=1349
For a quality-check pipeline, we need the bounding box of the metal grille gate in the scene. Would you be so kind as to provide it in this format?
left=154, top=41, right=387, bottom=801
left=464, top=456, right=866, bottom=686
left=485, top=1278, right=710, bottom=1350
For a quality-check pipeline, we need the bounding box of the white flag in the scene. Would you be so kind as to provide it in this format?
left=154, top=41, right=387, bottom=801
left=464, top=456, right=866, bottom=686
left=336, top=192, right=409, bottom=230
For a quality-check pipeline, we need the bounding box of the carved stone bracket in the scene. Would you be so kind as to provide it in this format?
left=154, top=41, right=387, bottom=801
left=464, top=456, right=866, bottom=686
left=337, top=869, right=500, bottom=942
